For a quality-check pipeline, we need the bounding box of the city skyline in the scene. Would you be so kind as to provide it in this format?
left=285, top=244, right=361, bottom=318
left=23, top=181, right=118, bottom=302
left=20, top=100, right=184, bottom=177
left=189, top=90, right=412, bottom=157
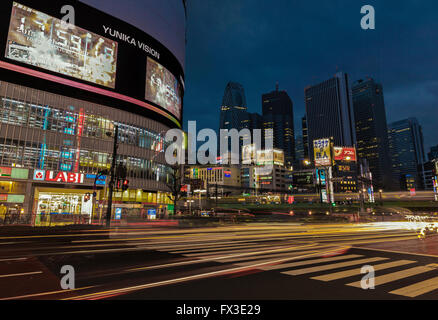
left=0, top=0, right=437, bottom=304
left=182, top=0, right=438, bottom=151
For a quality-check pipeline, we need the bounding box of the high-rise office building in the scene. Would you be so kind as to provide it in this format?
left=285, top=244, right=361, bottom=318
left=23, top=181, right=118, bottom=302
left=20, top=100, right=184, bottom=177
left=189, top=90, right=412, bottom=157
left=241, top=112, right=263, bottom=132
left=428, top=145, right=438, bottom=161
left=388, top=118, right=426, bottom=190
left=219, top=82, right=248, bottom=131
left=305, top=72, right=356, bottom=159
left=219, top=82, right=252, bottom=157
left=352, top=78, right=392, bottom=190
left=295, top=135, right=305, bottom=167
left=262, top=84, right=295, bottom=167
left=302, top=115, right=309, bottom=160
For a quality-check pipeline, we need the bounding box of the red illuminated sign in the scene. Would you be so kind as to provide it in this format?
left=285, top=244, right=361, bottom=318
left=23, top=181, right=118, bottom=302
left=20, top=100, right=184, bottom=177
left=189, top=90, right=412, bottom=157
left=33, top=170, right=84, bottom=184
left=0, top=167, right=12, bottom=178
left=334, top=147, right=357, bottom=161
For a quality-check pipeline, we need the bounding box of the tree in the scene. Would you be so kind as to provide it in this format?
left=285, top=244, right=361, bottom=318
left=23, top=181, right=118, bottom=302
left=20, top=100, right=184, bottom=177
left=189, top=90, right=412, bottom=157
left=166, top=164, right=185, bottom=214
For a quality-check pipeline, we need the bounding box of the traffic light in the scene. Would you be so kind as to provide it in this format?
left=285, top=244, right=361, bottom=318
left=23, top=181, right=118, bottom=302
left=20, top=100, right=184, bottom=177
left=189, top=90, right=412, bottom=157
left=122, top=179, right=129, bottom=192
left=84, top=193, right=91, bottom=202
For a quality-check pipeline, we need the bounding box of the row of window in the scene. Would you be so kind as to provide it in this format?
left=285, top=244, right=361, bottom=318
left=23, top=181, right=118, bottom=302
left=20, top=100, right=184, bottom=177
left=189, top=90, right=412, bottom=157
left=0, top=98, right=170, bottom=152
left=0, top=142, right=173, bottom=184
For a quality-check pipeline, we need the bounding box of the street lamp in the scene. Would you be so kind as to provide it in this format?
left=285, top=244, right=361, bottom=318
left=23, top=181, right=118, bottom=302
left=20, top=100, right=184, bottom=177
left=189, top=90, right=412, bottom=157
left=379, top=189, right=383, bottom=206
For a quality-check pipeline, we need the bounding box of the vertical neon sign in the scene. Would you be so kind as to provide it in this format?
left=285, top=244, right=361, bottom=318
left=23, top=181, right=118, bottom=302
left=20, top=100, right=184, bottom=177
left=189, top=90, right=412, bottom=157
left=38, top=107, right=50, bottom=169
left=74, top=108, right=84, bottom=173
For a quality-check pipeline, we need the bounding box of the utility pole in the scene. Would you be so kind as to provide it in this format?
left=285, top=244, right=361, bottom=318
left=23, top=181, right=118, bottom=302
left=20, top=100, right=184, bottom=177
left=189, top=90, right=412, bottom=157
left=215, top=182, right=218, bottom=207
left=106, top=125, right=118, bottom=228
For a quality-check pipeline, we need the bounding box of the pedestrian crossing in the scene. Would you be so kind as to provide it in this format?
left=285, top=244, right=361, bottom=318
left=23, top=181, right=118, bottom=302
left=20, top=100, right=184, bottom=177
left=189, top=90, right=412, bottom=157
left=161, top=242, right=438, bottom=298
left=267, top=253, right=438, bottom=298
left=312, top=260, right=416, bottom=282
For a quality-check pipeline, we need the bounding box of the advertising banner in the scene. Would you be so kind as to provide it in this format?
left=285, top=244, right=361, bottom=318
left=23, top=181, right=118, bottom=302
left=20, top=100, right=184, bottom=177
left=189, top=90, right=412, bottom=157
left=256, top=149, right=284, bottom=166
left=0, top=0, right=185, bottom=125
left=6, top=2, right=118, bottom=88
left=334, top=147, right=357, bottom=161
left=242, top=144, right=256, bottom=165
left=146, top=57, right=182, bottom=120
left=313, top=138, right=331, bottom=166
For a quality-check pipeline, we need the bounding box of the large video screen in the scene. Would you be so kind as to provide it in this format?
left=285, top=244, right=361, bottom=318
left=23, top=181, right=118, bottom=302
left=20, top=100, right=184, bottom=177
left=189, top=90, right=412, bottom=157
left=146, top=57, right=182, bottom=120
left=5, top=2, right=118, bottom=88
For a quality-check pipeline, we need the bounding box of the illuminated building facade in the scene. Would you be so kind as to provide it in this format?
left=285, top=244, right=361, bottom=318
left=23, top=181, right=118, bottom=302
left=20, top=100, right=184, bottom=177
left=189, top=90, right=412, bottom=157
left=188, top=166, right=241, bottom=196
left=0, top=0, right=186, bottom=225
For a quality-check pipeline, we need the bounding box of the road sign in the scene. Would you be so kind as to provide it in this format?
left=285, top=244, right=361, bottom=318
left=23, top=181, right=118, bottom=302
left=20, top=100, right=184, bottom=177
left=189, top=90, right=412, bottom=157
left=115, top=208, right=122, bottom=220
left=148, top=209, right=157, bottom=220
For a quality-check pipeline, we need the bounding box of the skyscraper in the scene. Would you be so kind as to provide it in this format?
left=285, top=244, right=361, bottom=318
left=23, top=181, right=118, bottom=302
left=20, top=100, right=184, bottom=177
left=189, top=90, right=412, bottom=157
left=219, top=82, right=248, bottom=132
left=388, top=118, right=426, bottom=190
left=352, top=78, right=392, bottom=190
left=305, top=72, right=356, bottom=159
left=262, top=84, right=295, bottom=167
left=428, top=145, right=438, bottom=161
left=295, top=135, right=305, bottom=165
left=302, top=115, right=309, bottom=160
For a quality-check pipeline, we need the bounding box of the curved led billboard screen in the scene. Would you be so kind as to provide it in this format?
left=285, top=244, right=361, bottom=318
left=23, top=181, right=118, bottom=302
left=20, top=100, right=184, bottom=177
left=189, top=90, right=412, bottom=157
left=0, top=0, right=185, bottom=126
left=146, top=57, right=182, bottom=120
left=6, top=3, right=118, bottom=89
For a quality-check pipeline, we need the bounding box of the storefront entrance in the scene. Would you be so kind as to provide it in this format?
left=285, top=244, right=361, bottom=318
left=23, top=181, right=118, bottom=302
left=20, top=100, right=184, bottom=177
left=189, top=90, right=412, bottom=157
left=0, top=204, right=24, bottom=225
left=34, top=187, right=96, bottom=226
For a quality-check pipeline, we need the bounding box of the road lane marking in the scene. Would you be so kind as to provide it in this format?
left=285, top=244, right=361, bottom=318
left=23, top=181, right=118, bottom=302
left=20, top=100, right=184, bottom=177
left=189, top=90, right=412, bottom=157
left=352, top=246, right=438, bottom=258
left=347, top=265, right=436, bottom=288
left=261, top=254, right=363, bottom=271
left=390, top=276, right=438, bottom=297
left=218, top=250, right=321, bottom=264
left=0, top=271, right=42, bottom=278
left=0, top=258, right=27, bottom=262
left=66, top=246, right=351, bottom=300
left=312, top=260, right=417, bottom=282
left=126, top=243, right=321, bottom=272
left=234, top=250, right=322, bottom=266
left=170, top=243, right=277, bottom=254
left=182, top=244, right=310, bottom=258
left=282, top=257, right=388, bottom=276
left=1, top=286, right=97, bottom=300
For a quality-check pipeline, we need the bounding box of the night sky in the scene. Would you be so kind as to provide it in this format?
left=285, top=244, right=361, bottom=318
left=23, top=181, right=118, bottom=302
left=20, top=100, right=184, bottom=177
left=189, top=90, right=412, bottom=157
left=184, top=0, right=438, bottom=151
left=84, top=0, right=438, bottom=151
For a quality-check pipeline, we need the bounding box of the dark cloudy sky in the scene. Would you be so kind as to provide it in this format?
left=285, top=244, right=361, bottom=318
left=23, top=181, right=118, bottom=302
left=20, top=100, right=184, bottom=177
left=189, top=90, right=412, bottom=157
left=84, top=0, right=437, bottom=151
left=183, top=0, right=438, bottom=151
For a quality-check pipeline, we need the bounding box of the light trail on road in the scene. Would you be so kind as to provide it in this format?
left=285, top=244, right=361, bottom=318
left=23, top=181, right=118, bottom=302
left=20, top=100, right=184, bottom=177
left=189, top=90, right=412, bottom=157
left=0, top=221, right=433, bottom=300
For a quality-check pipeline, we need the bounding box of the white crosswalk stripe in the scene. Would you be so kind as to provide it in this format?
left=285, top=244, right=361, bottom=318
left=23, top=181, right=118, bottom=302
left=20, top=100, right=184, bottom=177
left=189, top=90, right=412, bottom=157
left=268, top=254, right=438, bottom=297
left=282, top=257, right=388, bottom=276
left=346, top=265, right=436, bottom=288
left=390, top=276, right=438, bottom=297
left=312, top=260, right=416, bottom=282
left=158, top=243, right=438, bottom=298
left=260, top=254, right=363, bottom=271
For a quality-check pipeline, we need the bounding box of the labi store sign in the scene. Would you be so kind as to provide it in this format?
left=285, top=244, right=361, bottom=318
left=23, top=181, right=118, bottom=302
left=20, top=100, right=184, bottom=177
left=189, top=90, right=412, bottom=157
left=33, top=170, right=84, bottom=184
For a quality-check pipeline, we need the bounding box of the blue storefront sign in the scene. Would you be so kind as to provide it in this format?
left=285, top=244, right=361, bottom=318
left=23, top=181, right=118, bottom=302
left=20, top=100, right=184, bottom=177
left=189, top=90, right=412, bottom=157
left=115, top=208, right=122, bottom=220
left=148, top=209, right=157, bottom=220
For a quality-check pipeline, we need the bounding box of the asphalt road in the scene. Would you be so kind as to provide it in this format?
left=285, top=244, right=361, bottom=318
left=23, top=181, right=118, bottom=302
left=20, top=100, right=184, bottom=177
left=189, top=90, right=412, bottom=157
left=0, top=221, right=437, bottom=300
